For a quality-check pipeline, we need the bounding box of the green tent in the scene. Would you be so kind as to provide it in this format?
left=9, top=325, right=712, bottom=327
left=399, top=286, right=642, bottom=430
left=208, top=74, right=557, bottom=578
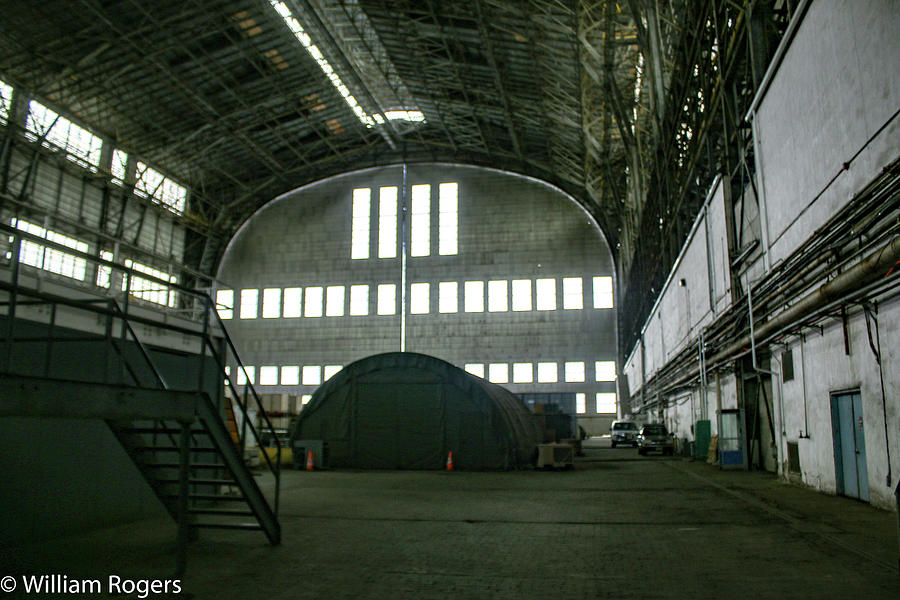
left=291, top=352, right=539, bottom=470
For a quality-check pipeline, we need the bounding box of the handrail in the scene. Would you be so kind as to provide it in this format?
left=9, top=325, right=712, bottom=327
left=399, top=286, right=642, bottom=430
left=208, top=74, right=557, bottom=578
left=0, top=227, right=282, bottom=515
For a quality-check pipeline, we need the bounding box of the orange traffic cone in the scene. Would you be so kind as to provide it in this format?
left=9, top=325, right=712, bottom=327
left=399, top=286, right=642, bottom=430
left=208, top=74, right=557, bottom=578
left=446, top=451, right=454, bottom=471
left=306, top=450, right=315, bottom=471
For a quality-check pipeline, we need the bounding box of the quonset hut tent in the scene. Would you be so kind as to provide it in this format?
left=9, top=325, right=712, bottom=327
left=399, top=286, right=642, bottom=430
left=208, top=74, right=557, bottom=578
left=291, top=352, right=539, bottom=470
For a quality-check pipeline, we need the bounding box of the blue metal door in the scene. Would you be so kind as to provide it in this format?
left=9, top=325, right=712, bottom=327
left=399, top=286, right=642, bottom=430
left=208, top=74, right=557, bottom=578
left=830, top=392, right=869, bottom=502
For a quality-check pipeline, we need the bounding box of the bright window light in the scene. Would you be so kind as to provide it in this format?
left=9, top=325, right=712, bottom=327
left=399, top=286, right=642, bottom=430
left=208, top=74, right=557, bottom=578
left=537, top=362, right=557, bottom=383
left=565, top=362, right=585, bottom=382
left=25, top=100, right=103, bottom=169
left=134, top=161, right=187, bottom=214
left=595, top=361, right=617, bottom=381
left=410, top=184, right=430, bottom=257
left=512, top=363, right=533, bottom=383
left=438, top=281, right=458, bottom=313
left=283, top=287, right=302, bottom=318
left=236, top=366, right=255, bottom=385
left=323, top=365, right=343, bottom=380
left=240, top=289, right=258, bottom=319
left=325, top=285, right=345, bottom=317
left=281, top=366, right=300, bottom=385
left=96, top=250, right=113, bottom=288
left=378, top=186, right=398, bottom=258
left=0, top=78, right=12, bottom=124
left=536, top=279, right=557, bottom=310
left=597, top=392, right=617, bottom=414
left=593, top=276, right=614, bottom=308
left=488, top=363, right=509, bottom=384
left=304, top=286, right=323, bottom=317
left=488, top=280, right=508, bottom=312
left=383, top=110, right=425, bottom=122
left=512, top=279, right=532, bottom=311
left=259, top=366, right=278, bottom=386
left=563, top=277, right=583, bottom=310
left=464, top=281, right=484, bottom=312
left=10, top=218, right=89, bottom=281
left=465, top=364, right=485, bottom=378
left=439, top=183, right=458, bottom=255
left=111, top=149, right=128, bottom=184
left=410, top=282, right=429, bottom=314
left=576, top=393, right=586, bottom=414
left=349, top=284, right=369, bottom=315
left=216, top=289, right=234, bottom=320
left=125, top=259, right=177, bottom=307
left=302, top=365, right=322, bottom=386
left=351, top=188, right=370, bottom=259
left=377, top=283, right=396, bottom=315
left=301, top=394, right=312, bottom=406
left=262, top=287, right=281, bottom=318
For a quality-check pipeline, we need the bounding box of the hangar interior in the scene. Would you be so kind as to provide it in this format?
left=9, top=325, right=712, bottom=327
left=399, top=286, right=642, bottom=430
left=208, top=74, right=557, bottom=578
left=0, top=0, right=898, bottom=595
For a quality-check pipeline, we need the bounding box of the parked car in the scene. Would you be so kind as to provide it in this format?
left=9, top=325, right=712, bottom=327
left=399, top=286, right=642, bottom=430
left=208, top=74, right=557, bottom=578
left=636, top=423, right=675, bottom=455
left=610, top=420, right=639, bottom=447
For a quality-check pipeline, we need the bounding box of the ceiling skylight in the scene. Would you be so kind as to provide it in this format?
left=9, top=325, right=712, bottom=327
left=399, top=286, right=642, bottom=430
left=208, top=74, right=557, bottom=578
left=268, top=1, right=424, bottom=128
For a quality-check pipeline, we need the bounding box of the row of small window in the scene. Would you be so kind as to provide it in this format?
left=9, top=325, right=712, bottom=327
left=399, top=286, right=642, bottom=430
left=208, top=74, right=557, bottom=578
left=351, top=183, right=458, bottom=259
left=228, top=360, right=616, bottom=387
left=216, top=276, right=613, bottom=320
left=8, top=218, right=178, bottom=307
left=0, top=78, right=186, bottom=214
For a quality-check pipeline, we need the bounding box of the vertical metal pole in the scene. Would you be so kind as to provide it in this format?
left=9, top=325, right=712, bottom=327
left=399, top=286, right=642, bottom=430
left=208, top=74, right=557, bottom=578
left=197, top=297, right=209, bottom=394
left=241, top=382, right=249, bottom=454
left=4, top=235, right=21, bottom=372
left=103, top=300, right=113, bottom=384
left=44, top=302, right=57, bottom=377
left=175, top=422, right=192, bottom=576
left=399, top=163, right=408, bottom=352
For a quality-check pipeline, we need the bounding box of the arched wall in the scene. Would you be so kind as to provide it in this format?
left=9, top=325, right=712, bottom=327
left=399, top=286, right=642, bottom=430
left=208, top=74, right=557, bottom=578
left=216, top=163, right=618, bottom=429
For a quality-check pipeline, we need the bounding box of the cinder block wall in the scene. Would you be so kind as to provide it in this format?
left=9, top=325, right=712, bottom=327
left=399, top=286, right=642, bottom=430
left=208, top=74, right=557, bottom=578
left=216, top=164, right=617, bottom=429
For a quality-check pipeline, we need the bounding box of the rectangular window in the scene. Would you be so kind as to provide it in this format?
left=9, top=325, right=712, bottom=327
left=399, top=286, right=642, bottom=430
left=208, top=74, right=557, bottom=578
left=215, top=289, right=234, bottom=320
left=304, top=286, right=324, bottom=317
left=536, top=278, right=557, bottom=311
left=438, top=182, right=458, bottom=255
left=283, top=287, right=302, bottom=318
left=537, top=362, right=557, bottom=383
left=259, top=366, right=278, bottom=386
left=134, top=161, right=187, bottom=214
left=0, top=79, right=12, bottom=124
left=488, top=363, right=509, bottom=384
left=236, top=366, right=255, bottom=385
left=464, top=281, right=484, bottom=313
left=96, top=251, right=114, bottom=288
left=262, top=288, right=281, bottom=318
left=302, top=365, right=322, bottom=386
left=438, top=281, right=458, bottom=313
left=10, top=218, right=89, bottom=281
left=595, top=361, right=617, bottom=381
left=349, top=284, right=369, bottom=316
left=488, top=280, right=508, bottom=312
left=281, top=366, right=300, bottom=385
left=111, top=149, right=129, bottom=184
left=325, top=285, right=345, bottom=317
left=562, top=277, right=583, bottom=310
left=593, top=276, right=614, bottom=309
left=596, top=392, right=617, bottom=414
left=323, top=365, right=343, bottom=380
left=410, top=184, right=430, bottom=257
left=351, top=188, right=371, bottom=259
left=512, top=363, right=533, bottom=383
left=125, top=259, right=178, bottom=307
left=576, top=393, right=586, bottom=414
left=240, top=289, right=259, bottom=319
left=465, top=363, right=485, bottom=378
left=410, top=282, right=430, bottom=314
left=25, top=100, right=103, bottom=169
left=301, top=394, right=312, bottom=406
left=565, top=362, right=585, bottom=382
left=377, top=283, right=396, bottom=315
left=511, top=279, right=532, bottom=311
left=378, top=186, right=398, bottom=258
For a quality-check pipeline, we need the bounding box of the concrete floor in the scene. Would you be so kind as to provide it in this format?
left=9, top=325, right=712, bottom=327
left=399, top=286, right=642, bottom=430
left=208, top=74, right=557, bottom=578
left=3, top=438, right=898, bottom=599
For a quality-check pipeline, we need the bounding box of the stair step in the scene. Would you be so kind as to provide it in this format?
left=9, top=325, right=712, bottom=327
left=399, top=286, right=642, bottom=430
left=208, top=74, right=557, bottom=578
left=153, top=477, right=236, bottom=486
left=144, top=462, right=225, bottom=469
left=132, top=446, right=219, bottom=453
left=164, top=493, right=246, bottom=502
left=118, top=427, right=208, bottom=435
left=193, top=523, right=262, bottom=531
left=188, top=508, right=255, bottom=516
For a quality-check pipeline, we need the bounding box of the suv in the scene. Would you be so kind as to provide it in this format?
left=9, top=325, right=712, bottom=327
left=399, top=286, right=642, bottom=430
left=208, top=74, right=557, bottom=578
left=610, top=421, right=639, bottom=447
left=636, top=423, right=675, bottom=455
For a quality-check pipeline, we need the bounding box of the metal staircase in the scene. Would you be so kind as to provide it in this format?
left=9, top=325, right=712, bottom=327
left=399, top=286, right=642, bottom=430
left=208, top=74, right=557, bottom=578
left=0, top=223, right=282, bottom=572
